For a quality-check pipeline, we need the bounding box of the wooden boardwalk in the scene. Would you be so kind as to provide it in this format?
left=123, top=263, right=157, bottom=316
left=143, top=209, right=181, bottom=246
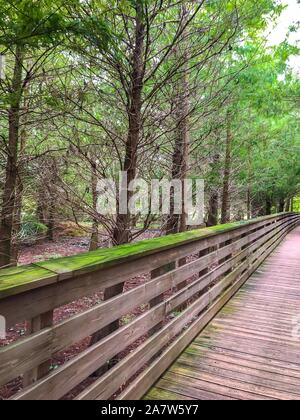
left=145, top=226, right=300, bottom=401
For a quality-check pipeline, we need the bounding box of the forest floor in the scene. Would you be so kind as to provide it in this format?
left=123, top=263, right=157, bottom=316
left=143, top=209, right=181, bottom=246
left=0, top=230, right=161, bottom=400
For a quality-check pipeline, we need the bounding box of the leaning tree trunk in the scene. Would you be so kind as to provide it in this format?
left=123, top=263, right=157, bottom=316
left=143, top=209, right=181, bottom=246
left=0, top=46, right=24, bottom=268
left=221, top=111, right=233, bottom=225
left=90, top=3, right=146, bottom=366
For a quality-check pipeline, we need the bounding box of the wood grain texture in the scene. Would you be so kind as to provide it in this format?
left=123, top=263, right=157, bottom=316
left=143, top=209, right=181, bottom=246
left=0, top=214, right=298, bottom=400
left=144, top=225, right=300, bottom=401
left=0, top=213, right=293, bottom=300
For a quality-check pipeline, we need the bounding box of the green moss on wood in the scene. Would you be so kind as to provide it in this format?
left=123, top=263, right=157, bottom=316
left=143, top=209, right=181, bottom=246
left=0, top=264, right=57, bottom=298
left=34, top=220, right=247, bottom=277
left=0, top=213, right=288, bottom=298
left=144, top=388, right=184, bottom=400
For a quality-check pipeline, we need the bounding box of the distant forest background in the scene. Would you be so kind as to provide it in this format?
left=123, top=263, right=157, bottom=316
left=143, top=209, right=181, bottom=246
left=0, top=0, right=299, bottom=268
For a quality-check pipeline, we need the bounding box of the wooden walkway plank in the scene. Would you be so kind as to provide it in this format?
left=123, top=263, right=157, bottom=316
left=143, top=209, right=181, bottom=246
left=144, top=226, right=300, bottom=400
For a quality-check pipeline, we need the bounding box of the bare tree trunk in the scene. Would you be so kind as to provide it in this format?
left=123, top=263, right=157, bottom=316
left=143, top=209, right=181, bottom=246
left=246, top=143, right=253, bottom=220
left=207, top=190, right=219, bottom=227
left=166, top=26, right=190, bottom=235
left=0, top=46, right=24, bottom=268
left=278, top=197, right=285, bottom=213
left=221, top=110, right=233, bottom=224
left=11, top=93, right=29, bottom=264
left=112, top=5, right=145, bottom=246
left=266, top=196, right=272, bottom=215
left=179, top=59, right=190, bottom=234
left=47, top=188, right=56, bottom=241
left=43, top=161, right=58, bottom=242
left=89, top=160, right=99, bottom=251
left=11, top=177, right=23, bottom=265
left=167, top=6, right=190, bottom=309
left=247, top=187, right=251, bottom=220
left=207, top=151, right=220, bottom=227
left=165, top=131, right=184, bottom=234
left=37, top=187, right=47, bottom=225
left=90, top=3, right=146, bottom=371
left=252, top=193, right=266, bottom=217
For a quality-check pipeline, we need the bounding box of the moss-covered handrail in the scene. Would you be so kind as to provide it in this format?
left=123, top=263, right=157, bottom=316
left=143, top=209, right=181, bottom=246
left=0, top=212, right=296, bottom=299
left=0, top=212, right=299, bottom=401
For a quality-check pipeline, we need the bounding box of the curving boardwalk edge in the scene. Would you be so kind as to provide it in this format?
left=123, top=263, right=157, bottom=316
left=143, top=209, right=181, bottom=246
left=145, top=226, right=300, bottom=401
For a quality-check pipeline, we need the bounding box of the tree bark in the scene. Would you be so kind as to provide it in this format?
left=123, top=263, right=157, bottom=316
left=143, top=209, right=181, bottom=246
left=46, top=188, right=56, bottom=241
left=11, top=92, right=29, bottom=264
left=0, top=46, right=24, bottom=268
left=246, top=143, right=253, bottom=220
left=252, top=193, right=266, bottom=217
left=89, top=160, right=99, bottom=251
left=207, top=151, right=220, bottom=227
left=90, top=3, right=146, bottom=373
left=265, top=196, right=272, bottom=215
left=112, top=4, right=145, bottom=246
left=278, top=197, right=285, bottom=213
left=207, top=190, right=219, bottom=227
left=37, top=187, right=47, bottom=225
left=285, top=199, right=291, bottom=213
left=221, top=110, right=233, bottom=224
left=11, top=176, right=23, bottom=265
left=166, top=23, right=190, bottom=235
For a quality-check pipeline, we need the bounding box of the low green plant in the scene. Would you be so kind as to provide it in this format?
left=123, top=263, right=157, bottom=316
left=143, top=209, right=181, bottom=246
left=18, top=217, right=47, bottom=241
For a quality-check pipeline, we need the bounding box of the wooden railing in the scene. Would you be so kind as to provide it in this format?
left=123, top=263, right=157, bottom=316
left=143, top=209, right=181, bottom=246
left=0, top=213, right=299, bottom=400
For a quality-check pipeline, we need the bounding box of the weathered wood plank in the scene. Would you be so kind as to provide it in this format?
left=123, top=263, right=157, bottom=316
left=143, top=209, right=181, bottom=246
left=1, top=214, right=285, bottom=298
left=2, top=215, right=292, bottom=386
left=144, top=224, right=300, bottom=401
left=0, top=213, right=298, bottom=401
left=23, top=311, right=54, bottom=387
left=76, top=220, right=297, bottom=400
left=11, top=214, right=297, bottom=399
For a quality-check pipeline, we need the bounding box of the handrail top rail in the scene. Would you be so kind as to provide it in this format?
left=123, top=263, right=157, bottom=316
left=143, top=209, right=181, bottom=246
left=0, top=212, right=296, bottom=299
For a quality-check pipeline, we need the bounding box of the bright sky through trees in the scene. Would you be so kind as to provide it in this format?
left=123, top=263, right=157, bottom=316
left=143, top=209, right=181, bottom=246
left=268, top=0, right=300, bottom=72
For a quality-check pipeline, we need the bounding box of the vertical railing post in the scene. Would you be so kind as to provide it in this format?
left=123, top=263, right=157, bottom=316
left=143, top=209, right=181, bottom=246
left=149, top=262, right=175, bottom=335
left=23, top=310, right=53, bottom=387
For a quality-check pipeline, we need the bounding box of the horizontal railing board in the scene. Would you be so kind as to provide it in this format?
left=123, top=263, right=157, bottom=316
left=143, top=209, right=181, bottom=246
left=11, top=216, right=299, bottom=400
left=0, top=215, right=294, bottom=386
left=0, top=265, right=58, bottom=298
left=0, top=214, right=294, bottom=327
left=0, top=213, right=291, bottom=299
